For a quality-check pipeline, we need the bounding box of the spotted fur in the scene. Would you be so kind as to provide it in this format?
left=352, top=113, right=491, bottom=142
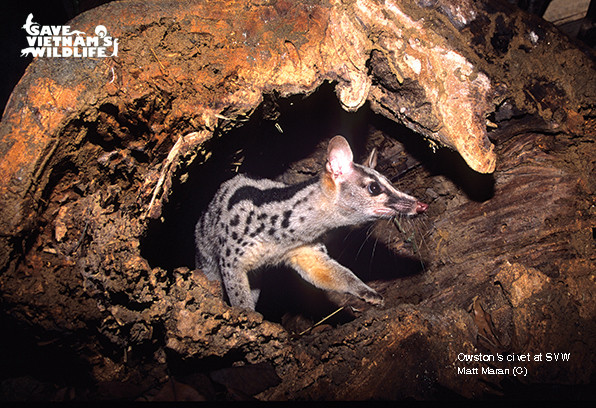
left=195, top=135, right=427, bottom=310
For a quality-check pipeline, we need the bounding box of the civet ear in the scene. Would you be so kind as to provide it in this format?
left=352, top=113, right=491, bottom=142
left=326, top=136, right=354, bottom=182
left=364, top=148, right=378, bottom=169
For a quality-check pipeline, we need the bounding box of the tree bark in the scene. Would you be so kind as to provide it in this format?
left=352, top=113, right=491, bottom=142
left=0, top=0, right=594, bottom=401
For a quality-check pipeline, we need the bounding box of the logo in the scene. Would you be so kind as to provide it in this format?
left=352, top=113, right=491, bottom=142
left=21, top=13, right=119, bottom=58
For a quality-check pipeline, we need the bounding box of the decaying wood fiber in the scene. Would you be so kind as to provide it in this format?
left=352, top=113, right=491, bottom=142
left=0, top=0, right=594, bottom=401
left=0, top=0, right=502, bottom=253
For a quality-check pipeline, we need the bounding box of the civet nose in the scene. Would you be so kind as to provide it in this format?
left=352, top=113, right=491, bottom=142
left=415, top=202, right=428, bottom=214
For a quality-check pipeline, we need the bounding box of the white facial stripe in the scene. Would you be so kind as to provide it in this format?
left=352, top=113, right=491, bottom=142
left=356, top=165, right=399, bottom=195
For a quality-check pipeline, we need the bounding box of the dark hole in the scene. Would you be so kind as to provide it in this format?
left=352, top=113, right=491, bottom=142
left=369, top=113, right=496, bottom=202
left=140, top=82, right=493, bottom=321
left=141, top=82, right=375, bottom=271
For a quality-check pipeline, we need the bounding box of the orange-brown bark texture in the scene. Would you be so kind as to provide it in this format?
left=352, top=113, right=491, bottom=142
left=0, top=0, right=594, bottom=401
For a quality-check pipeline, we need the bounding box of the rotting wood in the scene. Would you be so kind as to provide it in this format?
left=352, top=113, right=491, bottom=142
left=0, top=0, right=594, bottom=401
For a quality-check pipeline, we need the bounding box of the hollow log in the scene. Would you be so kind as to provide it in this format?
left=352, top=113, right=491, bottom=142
left=0, top=0, right=594, bottom=401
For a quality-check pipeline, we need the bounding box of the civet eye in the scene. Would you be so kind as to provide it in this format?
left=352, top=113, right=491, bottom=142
left=367, top=181, right=382, bottom=196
